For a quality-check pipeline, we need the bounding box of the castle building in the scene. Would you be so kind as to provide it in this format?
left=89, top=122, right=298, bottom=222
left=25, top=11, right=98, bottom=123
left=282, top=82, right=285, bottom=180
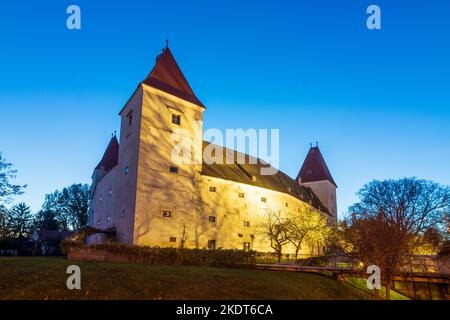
left=89, top=46, right=337, bottom=255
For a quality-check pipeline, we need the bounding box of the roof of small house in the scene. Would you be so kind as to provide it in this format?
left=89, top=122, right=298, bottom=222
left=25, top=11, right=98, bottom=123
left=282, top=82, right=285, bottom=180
left=201, top=141, right=330, bottom=214
left=37, top=230, right=74, bottom=242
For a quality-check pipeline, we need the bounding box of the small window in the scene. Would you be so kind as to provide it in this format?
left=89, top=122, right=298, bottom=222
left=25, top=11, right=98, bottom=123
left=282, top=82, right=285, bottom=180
left=307, top=169, right=312, bottom=175
left=208, top=216, right=216, bottom=223
left=209, top=186, right=216, bottom=192
left=172, top=114, right=181, bottom=125
left=252, top=176, right=257, bottom=182
left=285, top=202, right=289, bottom=208
left=96, top=219, right=100, bottom=226
left=238, top=233, right=243, bottom=238
left=162, top=210, right=172, bottom=218
left=99, top=195, right=102, bottom=201
left=121, top=210, right=126, bottom=218
left=261, top=197, right=267, bottom=203
left=169, top=237, right=177, bottom=243
left=108, top=188, right=112, bottom=197
left=243, top=242, right=251, bottom=252
left=238, top=192, right=245, bottom=198
left=169, top=166, right=178, bottom=174
left=124, top=166, right=129, bottom=175
left=127, top=110, right=133, bottom=126
left=244, top=221, right=250, bottom=227
left=107, top=216, right=111, bottom=222
left=208, top=240, right=216, bottom=250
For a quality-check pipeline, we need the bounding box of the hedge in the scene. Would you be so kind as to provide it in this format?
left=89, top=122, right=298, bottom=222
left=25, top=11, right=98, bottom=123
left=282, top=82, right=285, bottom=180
left=61, top=240, right=257, bottom=267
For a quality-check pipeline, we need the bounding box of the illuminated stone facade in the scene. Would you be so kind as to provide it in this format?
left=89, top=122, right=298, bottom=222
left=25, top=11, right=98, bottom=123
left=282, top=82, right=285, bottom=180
left=89, top=47, right=337, bottom=256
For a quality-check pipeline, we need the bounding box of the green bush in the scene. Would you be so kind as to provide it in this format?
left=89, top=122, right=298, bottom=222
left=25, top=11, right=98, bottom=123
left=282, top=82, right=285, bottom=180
left=61, top=241, right=257, bottom=267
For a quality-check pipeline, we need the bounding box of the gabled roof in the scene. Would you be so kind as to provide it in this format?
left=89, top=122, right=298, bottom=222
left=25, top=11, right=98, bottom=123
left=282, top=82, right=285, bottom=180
left=37, top=230, right=74, bottom=242
left=142, top=47, right=204, bottom=108
left=201, top=141, right=331, bottom=215
left=297, top=146, right=337, bottom=187
left=95, top=136, right=119, bottom=172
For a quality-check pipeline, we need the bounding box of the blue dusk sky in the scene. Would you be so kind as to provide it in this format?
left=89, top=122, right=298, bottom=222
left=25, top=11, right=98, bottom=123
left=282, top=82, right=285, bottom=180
left=0, top=1, right=449, bottom=219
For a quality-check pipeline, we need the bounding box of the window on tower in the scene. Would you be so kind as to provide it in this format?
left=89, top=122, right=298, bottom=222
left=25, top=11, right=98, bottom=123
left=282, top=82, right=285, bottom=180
left=127, top=110, right=133, bottom=126
left=172, top=114, right=181, bottom=125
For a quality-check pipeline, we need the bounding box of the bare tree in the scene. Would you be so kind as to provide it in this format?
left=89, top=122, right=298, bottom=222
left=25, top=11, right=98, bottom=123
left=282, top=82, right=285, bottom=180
left=347, top=178, right=450, bottom=300
left=345, top=212, right=410, bottom=300
left=350, top=178, right=449, bottom=235
left=178, top=223, right=188, bottom=249
left=0, top=205, right=11, bottom=238
left=258, top=208, right=290, bottom=263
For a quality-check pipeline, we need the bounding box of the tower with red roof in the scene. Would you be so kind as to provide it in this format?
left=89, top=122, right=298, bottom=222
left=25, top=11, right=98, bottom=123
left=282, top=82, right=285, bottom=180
left=297, top=145, right=338, bottom=223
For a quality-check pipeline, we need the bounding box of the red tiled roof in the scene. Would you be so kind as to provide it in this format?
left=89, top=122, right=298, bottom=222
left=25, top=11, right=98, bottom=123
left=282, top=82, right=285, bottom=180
left=95, top=136, right=119, bottom=172
left=297, top=146, right=337, bottom=187
left=142, top=47, right=204, bottom=108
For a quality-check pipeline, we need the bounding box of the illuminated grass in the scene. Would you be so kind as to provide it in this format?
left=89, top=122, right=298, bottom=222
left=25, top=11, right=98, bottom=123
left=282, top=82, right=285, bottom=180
left=345, top=278, right=410, bottom=300
left=1, top=257, right=384, bottom=300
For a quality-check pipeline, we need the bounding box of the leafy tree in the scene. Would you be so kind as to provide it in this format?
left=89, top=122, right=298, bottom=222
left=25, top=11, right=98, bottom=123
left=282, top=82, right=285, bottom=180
left=0, top=153, right=26, bottom=205
left=42, top=184, right=90, bottom=230
left=258, top=208, right=290, bottom=263
left=33, top=209, right=60, bottom=231
left=325, top=220, right=354, bottom=255
left=286, top=204, right=331, bottom=260
left=411, top=227, right=445, bottom=255
left=347, top=177, right=450, bottom=300
left=8, top=202, right=33, bottom=238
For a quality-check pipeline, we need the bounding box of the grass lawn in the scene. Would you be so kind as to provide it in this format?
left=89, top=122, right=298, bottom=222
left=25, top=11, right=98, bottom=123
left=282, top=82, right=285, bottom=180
left=344, top=278, right=410, bottom=300
left=0, top=257, right=404, bottom=300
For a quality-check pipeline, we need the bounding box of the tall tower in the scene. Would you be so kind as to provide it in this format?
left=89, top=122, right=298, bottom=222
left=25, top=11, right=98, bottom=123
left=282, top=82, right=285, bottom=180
left=296, top=145, right=337, bottom=224
left=124, top=46, right=206, bottom=246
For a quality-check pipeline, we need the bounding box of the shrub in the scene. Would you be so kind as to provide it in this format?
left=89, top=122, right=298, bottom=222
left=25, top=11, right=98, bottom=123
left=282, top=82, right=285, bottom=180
left=61, top=241, right=257, bottom=267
